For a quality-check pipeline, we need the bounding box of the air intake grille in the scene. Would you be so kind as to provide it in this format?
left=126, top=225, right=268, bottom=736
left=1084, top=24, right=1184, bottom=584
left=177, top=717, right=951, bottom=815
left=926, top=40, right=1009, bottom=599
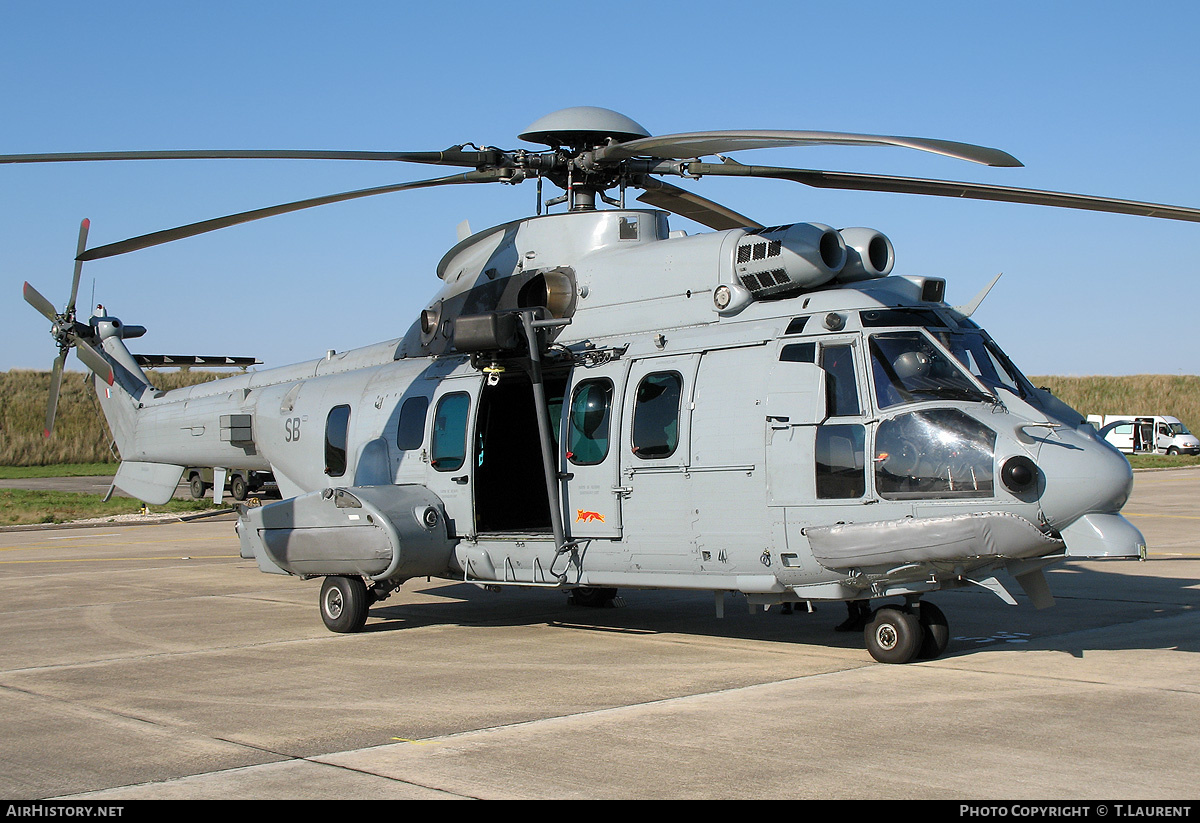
left=737, top=238, right=784, bottom=264
left=738, top=268, right=790, bottom=295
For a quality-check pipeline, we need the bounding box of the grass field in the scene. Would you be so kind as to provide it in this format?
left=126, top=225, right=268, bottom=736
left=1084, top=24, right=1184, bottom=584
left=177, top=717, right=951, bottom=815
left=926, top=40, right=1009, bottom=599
left=1028, top=374, right=1200, bottom=436
left=0, top=463, right=121, bottom=479
left=0, top=488, right=218, bottom=526
left=0, top=369, right=226, bottom=466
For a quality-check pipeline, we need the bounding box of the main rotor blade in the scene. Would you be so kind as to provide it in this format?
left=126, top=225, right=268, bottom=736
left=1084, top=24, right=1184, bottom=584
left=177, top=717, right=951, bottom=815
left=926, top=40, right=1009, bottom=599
left=45, top=352, right=66, bottom=438
left=23, top=281, right=59, bottom=322
left=597, top=130, right=1022, bottom=168
left=78, top=169, right=508, bottom=261
left=0, top=147, right=494, bottom=167
left=68, top=218, right=90, bottom=315
left=74, top=337, right=114, bottom=386
left=687, top=162, right=1200, bottom=224
left=634, top=178, right=763, bottom=231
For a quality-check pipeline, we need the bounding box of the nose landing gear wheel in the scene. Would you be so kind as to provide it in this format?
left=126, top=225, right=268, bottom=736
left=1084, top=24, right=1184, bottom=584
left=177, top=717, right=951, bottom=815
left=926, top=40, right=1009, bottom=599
left=320, top=576, right=369, bottom=633
left=864, top=607, right=925, bottom=664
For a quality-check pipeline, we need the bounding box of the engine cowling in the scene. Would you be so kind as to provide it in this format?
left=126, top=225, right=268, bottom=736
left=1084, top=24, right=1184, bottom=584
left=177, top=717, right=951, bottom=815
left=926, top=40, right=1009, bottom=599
left=837, top=227, right=895, bottom=282
left=733, top=223, right=846, bottom=298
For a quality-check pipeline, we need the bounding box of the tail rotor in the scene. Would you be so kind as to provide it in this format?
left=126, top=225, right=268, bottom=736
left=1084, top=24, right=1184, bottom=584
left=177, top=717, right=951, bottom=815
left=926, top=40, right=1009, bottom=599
left=23, top=219, right=114, bottom=438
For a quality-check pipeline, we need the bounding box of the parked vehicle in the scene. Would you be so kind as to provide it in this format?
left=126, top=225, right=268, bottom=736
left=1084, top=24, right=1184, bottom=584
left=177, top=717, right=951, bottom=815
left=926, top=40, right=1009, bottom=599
left=1087, top=415, right=1200, bottom=455
left=186, top=468, right=275, bottom=501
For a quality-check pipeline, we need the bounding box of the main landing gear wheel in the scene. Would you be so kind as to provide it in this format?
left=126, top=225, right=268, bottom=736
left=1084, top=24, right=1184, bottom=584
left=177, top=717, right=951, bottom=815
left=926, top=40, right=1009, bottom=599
left=864, top=607, right=925, bottom=664
left=320, top=576, right=369, bottom=633
left=916, top=600, right=950, bottom=660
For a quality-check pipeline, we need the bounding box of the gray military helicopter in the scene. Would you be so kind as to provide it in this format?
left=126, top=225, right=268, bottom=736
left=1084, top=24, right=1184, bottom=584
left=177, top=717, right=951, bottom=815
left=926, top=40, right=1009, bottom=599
left=13, top=107, right=1200, bottom=663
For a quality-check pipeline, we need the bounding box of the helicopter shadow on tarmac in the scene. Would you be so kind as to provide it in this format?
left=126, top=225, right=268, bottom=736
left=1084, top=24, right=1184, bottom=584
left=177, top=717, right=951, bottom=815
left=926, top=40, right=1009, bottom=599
left=356, top=559, right=1200, bottom=661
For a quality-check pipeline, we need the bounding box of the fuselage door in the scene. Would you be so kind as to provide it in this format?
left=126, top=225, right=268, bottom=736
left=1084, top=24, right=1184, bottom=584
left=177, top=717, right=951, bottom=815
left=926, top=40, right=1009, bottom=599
left=617, top=353, right=701, bottom=548
left=766, top=336, right=870, bottom=508
left=425, top=375, right=483, bottom=539
left=562, top=360, right=628, bottom=538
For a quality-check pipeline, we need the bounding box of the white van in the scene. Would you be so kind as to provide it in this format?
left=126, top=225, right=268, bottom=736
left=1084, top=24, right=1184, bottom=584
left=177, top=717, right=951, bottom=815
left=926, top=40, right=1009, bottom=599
left=1087, top=414, right=1200, bottom=455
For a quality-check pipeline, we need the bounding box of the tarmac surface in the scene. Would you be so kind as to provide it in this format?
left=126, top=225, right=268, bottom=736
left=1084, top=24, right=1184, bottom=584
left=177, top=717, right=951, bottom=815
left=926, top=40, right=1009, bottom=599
left=0, top=469, right=1196, bottom=799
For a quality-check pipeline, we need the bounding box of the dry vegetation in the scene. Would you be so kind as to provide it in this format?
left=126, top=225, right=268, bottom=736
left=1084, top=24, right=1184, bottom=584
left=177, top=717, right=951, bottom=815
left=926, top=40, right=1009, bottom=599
left=1028, top=374, right=1200, bottom=435
left=0, top=369, right=227, bottom=466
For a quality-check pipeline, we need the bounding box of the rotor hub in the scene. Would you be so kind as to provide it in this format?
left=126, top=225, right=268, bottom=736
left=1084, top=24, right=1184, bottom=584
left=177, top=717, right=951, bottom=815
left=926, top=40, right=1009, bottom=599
left=519, top=107, right=650, bottom=150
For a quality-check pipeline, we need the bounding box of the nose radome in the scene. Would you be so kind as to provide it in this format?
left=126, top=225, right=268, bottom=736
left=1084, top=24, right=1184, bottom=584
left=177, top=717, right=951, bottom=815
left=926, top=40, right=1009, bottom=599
left=1035, top=428, right=1134, bottom=531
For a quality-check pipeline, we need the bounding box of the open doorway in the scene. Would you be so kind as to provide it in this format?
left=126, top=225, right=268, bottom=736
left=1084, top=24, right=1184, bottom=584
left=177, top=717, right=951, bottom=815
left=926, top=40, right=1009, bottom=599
left=473, top=369, right=567, bottom=534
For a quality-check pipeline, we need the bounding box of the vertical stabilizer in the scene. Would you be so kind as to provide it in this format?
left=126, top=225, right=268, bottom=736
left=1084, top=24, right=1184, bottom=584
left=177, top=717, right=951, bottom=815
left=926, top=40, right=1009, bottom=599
left=89, top=310, right=186, bottom=504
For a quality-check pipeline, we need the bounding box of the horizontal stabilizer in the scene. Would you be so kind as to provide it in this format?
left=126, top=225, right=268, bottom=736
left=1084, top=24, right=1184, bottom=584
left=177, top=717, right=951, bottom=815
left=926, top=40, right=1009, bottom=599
left=112, top=461, right=186, bottom=505
left=133, top=354, right=262, bottom=368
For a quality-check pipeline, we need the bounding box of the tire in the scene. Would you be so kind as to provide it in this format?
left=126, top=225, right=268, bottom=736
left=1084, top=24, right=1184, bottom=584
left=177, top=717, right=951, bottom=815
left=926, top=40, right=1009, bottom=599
left=1167, top=447, right=1179, bottom=456
left=569, top=586, right=618, bottom=607
left=189, top=475, right=207, bottom=499
left=320, top=576, right=370, bottom=633
left=230, top=475, right=248, bottom=501
left=864, top=607, right=925, bottom=664
left=916, top=601, right=950, bottom=660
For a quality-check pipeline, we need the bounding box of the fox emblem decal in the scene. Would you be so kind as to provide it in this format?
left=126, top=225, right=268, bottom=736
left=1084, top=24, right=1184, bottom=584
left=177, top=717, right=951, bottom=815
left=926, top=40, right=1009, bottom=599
left=576, top=509, right=605, bottom=523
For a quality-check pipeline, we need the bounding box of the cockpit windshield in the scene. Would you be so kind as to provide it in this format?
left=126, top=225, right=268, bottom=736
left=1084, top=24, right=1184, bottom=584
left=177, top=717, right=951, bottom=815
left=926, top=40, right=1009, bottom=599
left=929, top=330, right=1030, bottom=398
left=869, top=331, right=991, bottom=408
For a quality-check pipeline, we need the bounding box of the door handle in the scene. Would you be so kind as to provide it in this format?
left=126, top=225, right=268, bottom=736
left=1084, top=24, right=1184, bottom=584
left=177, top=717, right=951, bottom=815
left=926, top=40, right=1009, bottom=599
left=451, top=475, right=468, bottom=485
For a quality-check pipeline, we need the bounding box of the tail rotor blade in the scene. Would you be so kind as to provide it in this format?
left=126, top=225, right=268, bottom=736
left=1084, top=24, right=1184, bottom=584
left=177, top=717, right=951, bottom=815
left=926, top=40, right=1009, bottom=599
left=74, top=337, right=114, bottom=386
left=44, top=353, right=66, bottom=438
left=67, top=218, right=90, bottom=316
left=23, top=281, right=59, bottom=322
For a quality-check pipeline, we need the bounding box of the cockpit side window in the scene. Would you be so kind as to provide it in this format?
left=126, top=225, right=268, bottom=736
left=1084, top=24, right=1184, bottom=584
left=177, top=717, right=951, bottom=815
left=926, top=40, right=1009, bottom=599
left=816, top=424, right=866, bottom=499
left=820, top=344, right=860, bottom=417
left=875, top=409, right=996, bottom=499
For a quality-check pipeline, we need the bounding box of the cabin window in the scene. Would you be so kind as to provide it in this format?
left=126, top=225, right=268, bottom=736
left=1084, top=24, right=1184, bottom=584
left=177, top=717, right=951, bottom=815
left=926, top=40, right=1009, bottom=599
left=395, top=396, right=429, bottom=451
left=324, top=405, right=351, bottom=477
left=567, top=379, right=614, bottom=465
left=820, top=344, right=860, bottom=417
left=632, top=372, right=682, bottom=459
left=815, top=424, right=866, bottom=498
left=431, top=392, right=470, bottom=471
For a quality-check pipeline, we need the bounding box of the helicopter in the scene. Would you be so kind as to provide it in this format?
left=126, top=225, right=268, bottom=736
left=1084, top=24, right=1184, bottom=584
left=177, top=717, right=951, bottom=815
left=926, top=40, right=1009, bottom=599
left=13, top=106, right=1200, bottom=663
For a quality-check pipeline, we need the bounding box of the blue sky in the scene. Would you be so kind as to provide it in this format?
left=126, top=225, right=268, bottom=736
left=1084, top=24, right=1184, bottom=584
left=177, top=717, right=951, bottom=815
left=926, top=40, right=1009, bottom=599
left=3, top=0, right=1198, bottom=376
